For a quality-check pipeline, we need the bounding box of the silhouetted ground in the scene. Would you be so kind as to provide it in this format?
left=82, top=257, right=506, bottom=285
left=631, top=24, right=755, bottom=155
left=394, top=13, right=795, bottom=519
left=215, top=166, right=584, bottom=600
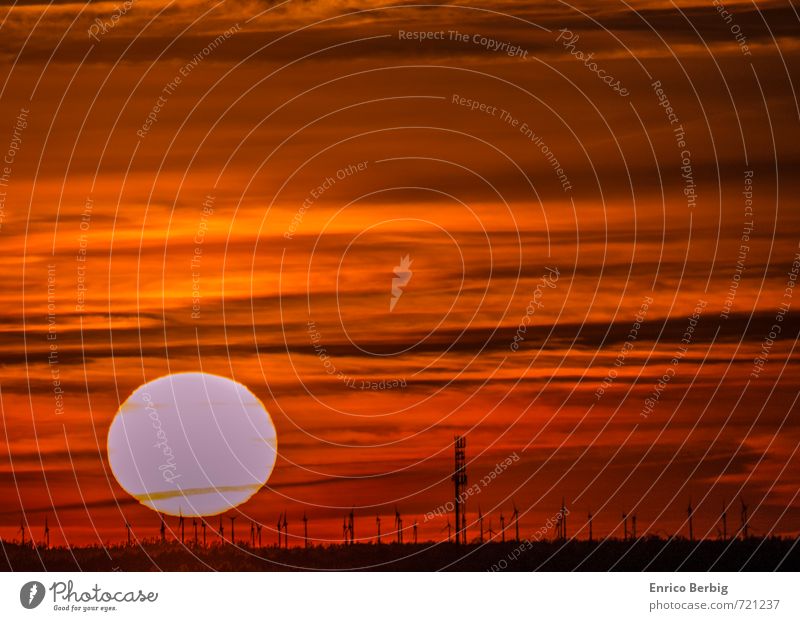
left=3, top=536, right=798, bottom=571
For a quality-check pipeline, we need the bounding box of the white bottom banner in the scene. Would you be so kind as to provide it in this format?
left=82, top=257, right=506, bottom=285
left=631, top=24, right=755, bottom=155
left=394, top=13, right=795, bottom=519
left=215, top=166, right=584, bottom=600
left=1, top=572, right=796, bottom=620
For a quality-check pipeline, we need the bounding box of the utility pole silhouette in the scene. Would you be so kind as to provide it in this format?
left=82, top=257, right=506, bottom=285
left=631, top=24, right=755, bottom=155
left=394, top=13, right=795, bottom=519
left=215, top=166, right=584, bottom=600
left=512, top=502, right=520, bottom=542
left=257, top=523, right=262, bottom=548
left=478, top=506, right=484, bottom=543
left=250, top=520, right=255, bottom=547
left=44, top=517, right=50, bottom=549
left=631, top=514, right=637, bottom=540
left=342, top=513, right=353, bottom=545
left=303, top=513, right=308, bottom=548
left=125, top=521, right=131, bottom=547
left=687, top=500, right=694, bottom=542
left=218, top=516, right=224, bottom=544
left=348, top=508, right=354, bottom=545
left=282, top=513, right=288, bottom=549
left=622, top=512, right=628, bottom=541
left=202, top=520, right=207, bottom=547
left=740, top=498, right=749, bottom=539
left=193, top=519, right=198, bottom=547
left=721, top=501, right=728, bottom=541
left=278, top=513, right=284, bottom=548
left=556, top=499, right=567, bottom=540
left=452, top=436, right=467, bottom=545
left=19, top=517, right=25, bottom=546
left=500, top=512, right=506, bottom=543
left=413, top=520, right=418, bottom=544
left=487, top=519, right=496, bottom=542
left=179, top=510, right=185, bottom=544
left=375, top=515, right=381, bottom=544
left=394, top=508, right=403, bottom=544
left=444, top=518, right=452, bottom=543
left=229, top=516, right=236, bottom=545
left=588, top=511, right=593, bottom=543
left=160, top=516, right=166, bottom=544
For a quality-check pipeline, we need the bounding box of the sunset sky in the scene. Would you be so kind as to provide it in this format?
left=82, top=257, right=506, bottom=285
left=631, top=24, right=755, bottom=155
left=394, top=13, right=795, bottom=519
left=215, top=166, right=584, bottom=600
left=1, top=0, right=799, bottom=549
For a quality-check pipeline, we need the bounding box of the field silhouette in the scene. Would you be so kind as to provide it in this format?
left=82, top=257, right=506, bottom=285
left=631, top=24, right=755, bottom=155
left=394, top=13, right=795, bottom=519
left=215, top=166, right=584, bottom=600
left=3, top=536, right=798, bottom=571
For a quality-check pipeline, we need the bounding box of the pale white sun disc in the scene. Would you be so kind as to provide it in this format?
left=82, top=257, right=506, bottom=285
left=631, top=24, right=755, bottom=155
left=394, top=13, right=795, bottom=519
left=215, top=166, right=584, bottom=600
left=107, top=373, right=277, bottom=517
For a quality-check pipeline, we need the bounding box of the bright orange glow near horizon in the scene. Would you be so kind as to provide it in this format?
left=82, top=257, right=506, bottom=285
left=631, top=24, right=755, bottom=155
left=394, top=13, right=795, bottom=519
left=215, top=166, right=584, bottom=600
left=1, top=0, right=799, bottom=550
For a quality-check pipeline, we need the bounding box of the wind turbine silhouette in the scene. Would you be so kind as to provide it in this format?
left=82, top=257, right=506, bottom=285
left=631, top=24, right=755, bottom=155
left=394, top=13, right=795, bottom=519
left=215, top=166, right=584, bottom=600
left=394, top=507, right=403, bottom=544
left=512, top=501, right=520, bottom=542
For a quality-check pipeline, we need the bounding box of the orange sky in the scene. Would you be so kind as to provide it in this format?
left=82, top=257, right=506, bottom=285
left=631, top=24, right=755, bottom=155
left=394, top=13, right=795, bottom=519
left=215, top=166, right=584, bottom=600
left=1, top=0, right=799, bottom=547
